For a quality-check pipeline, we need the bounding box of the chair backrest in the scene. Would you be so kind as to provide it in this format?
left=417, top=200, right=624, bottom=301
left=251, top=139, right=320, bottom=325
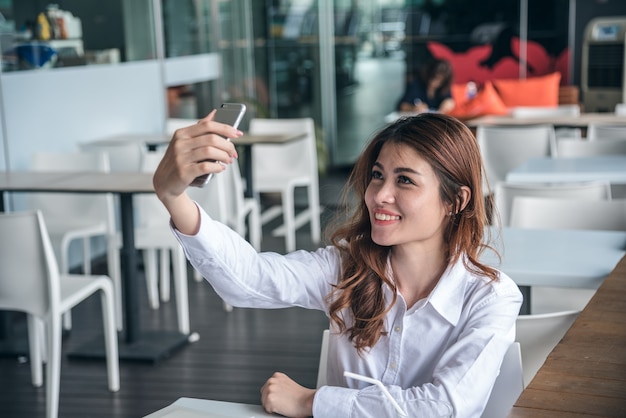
left=516, top=310, right=579, bottom=386
left=475, top=125, right=556, bottom=193
left=187, top=171, right=229, bottom=224
left=137, top=151, right=171, bottom=228
left=510, top=197, right=626, bottom=231
left=79, top=140, right=145, bottom=172
left=316, top=329, right=330, bottom=389
left=586, top=124, right=626, bottom=140
left=556, top=138, right=626, bottom=158
left=493, top=181, right=612, bottom=226
left=29, top=151, right=116, bottom=233
left=511, top=105, right=580, bottom=118
left=248, top=117, right=319, bottom=187
left=0, top=210, right=60, bottom=318
left=166, top=118, right=197, bottom=136
left=481, top=342, right=524, bottom=418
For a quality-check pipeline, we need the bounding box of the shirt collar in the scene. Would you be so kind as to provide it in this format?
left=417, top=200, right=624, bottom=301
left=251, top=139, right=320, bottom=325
left=426, top=258, right=468, bottom=326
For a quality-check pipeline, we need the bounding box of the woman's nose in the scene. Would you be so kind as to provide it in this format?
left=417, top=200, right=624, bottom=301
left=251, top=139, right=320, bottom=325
left=374, top=181, right=395, bottom=204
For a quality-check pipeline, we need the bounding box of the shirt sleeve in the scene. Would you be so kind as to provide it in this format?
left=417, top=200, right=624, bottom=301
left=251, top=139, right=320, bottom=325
left=171, top=203, right=340, bottom=312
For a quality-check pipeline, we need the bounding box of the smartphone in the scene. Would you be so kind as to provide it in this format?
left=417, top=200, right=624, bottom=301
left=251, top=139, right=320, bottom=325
left=190, top=103, right=247, bottom=187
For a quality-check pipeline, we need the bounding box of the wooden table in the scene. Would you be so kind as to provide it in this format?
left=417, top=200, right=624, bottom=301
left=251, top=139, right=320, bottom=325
left=0, top=171, right=190, bottom=362
left=508, top=254, right=626, bottom=417
left=506, top=155, right=626, bottom=184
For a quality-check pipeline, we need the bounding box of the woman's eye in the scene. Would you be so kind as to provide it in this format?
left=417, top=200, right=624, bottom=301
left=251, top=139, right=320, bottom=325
left=371, top=170, right=383, bottom=180
left=398, top=175, right=413, bottom=185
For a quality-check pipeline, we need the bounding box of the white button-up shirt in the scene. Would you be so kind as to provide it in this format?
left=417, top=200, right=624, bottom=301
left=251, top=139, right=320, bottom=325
left=173, top=206, right=523, bottom=418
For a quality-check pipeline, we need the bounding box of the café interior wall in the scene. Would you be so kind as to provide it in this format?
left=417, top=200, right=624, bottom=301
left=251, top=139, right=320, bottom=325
left=0, top=60, right=167, bottom=270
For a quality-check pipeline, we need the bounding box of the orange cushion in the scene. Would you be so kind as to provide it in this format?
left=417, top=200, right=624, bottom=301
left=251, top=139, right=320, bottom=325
left=446, top=81, right=509, bottom=119
left=492, top=72, right=561, bottom=107
left=451, top=83, right=470, bottom=107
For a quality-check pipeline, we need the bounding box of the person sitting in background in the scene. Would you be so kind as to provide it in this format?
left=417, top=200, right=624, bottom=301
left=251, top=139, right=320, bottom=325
left=153, top=112, right=522, bottom=418
left=397, top=59, right=455, bottom=114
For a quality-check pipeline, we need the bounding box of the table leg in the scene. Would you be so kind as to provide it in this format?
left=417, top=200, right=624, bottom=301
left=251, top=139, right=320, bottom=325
left=519, top=285, right=531, bottom=315
left=0, top=192, right=29, bottom=356
left=68, top=193, right=190, bottom=363
left=242, top=145, right=253, bottom=198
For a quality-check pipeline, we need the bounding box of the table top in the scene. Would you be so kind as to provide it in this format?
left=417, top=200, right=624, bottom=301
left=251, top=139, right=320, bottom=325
left=482, top=227, right=626, bottom=289
left=505, top=155, right=626, bottom=184
left=83, top=131, right=308, bottom=149
left=234, top=131, right=307, bottom=146
left=467, top=112, right=626, bottom=128
left=143, top=397, right=275, bottom=418
left=508, top=254, right=626, bottom=417
left=0, top=170, right=155, bottom=194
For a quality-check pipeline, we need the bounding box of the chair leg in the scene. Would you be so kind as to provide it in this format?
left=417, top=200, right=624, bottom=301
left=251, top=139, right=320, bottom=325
left=99, top=281, right=120, bottom=392
left=172, top=248, right=190, bottom=334
left=26, top=315, right=43, bottom=387
left=159, top=249, right=171, bottom=303
left=81, top=237, right=91, bottom=275
left=282, top=190, right=296, bottom=253
left=308, top=184, right=321, bottom=244
left=144, top=249, right=160, bottom=309
left=46, top=313, right=62, bottom=418
left=107, top=239, right=123, bottom=331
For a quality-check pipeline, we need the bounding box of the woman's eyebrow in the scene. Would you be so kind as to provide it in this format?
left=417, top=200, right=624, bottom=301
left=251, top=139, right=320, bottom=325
left=373, top=161, right=423, bottom=176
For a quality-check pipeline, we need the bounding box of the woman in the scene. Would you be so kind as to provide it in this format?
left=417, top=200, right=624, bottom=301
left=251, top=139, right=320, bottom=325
left=153, top=113, right=522, bottom=418
left=397, top=59, right=455, bottom=114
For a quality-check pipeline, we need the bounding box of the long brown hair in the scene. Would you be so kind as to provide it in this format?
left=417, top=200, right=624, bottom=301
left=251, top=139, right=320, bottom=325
left=327, top=113, right=498, bottom=354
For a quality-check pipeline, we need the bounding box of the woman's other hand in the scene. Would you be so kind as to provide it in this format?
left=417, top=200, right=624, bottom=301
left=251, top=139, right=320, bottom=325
left=261, top=372, right=316, bottom=418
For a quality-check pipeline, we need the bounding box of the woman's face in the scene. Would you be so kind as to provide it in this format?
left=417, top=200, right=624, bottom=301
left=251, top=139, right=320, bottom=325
left=364, top=141, right=450, bottom=250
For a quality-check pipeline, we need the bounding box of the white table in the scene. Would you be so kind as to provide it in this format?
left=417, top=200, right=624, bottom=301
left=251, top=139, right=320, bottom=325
left=0, top=171, right=190, bottom=362
left=466, top=113, right=626, bottom=128
left=144, top=397, right=275, bottom=418
left=482, top=227, right=626, bottom=314
left=505, top=156, right=626, bottom=184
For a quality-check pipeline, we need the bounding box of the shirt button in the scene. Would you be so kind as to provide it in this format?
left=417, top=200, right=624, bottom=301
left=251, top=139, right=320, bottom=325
left=390, top=362, right=397, bottom=370
left=394, top=326, right=401, bottom=333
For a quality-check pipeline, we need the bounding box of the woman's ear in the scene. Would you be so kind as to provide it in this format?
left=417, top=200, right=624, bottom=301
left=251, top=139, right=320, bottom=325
left=457, top=186, right=471, bottom=213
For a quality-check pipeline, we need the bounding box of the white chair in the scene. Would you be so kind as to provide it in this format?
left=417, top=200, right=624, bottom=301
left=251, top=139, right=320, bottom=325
left=136, top=151, right=190, bottom=333
left=615, top=103, right=626, bottom=116
left=516, top=310, right=579, bottom=387
left=248, top=117, right=321, bottom=252
left=510, top=197, right=626, bottom=231
left=188, top=160, right=261, bottom=313
left=79, top=139, right=146, bottom=171
left=556, top=137, right=626, bottom=157
left=316, top=329, right=330, bottom=389
left=493, top=180, right=612, bottom=226
left=475, top=125, right=557, bottom=194
left=29, top=151, right=122, bottom=331
left=511, top=104, right=581, bottom=118
left=315, top=330, right=523, bottom=418
left=481, top=342, right=524, bottom=418
left=586, top=124, right=626, bottom=140
left=0, top=210, right=119, bottom=418
left=511, top=105, right=582, bottom=139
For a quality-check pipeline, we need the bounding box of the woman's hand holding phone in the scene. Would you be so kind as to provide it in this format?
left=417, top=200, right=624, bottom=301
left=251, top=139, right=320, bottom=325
left=153, top=108, right=243, bottom=204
